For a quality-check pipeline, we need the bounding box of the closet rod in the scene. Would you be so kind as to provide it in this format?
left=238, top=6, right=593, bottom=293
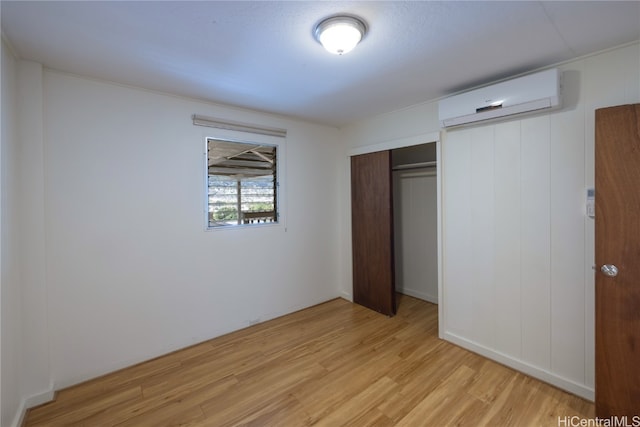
left=392, top=161, right=437, bottom=171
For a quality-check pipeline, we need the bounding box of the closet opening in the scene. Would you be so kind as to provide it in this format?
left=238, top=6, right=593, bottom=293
left=392, top=143, right=438, bottom=308
left=350, top=133, right=441, bottom=327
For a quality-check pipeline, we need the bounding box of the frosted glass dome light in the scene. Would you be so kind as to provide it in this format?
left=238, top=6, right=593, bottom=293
left=314, top=16, right=367, bottom=55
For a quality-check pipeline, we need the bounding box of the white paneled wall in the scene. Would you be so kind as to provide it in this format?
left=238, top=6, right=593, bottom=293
left=493, top=122, right=522, bottom=359
left=442, top=114, right=591, bottom=396
left=439, top=43, right=639, bottom=401
left=519, top=117, right=551, bottom=370
left=550, top=106, right=586, bottom=383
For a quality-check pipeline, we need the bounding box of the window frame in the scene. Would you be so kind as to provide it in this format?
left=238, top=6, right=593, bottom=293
left=202, top=128, right=285, bottom=231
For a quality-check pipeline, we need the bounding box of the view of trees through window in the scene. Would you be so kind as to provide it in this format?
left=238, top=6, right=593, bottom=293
left=207, top=139, right=277, bottom=227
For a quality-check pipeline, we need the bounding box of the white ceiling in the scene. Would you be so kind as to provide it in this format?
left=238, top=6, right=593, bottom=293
left=2, top=1, right=639, bottom=127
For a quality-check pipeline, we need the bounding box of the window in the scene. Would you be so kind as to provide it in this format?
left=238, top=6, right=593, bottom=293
left=207, top=138, right=278, bottom=228
left=194, top=114, right=285, bottom=230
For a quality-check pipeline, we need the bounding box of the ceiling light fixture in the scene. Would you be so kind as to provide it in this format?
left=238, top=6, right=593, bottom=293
left=314, top=15, right=367, bottom=55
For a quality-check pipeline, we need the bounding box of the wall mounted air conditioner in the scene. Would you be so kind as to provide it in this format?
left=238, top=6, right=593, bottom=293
left=438, top=68, right=561, bottom=128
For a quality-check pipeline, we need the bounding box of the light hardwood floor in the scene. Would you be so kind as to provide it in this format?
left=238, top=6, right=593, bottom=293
left=24, top=295, right=595, bottom=426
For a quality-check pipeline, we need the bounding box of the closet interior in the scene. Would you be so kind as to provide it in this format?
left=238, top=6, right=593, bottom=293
left=392, top=143, right=438, bottom=305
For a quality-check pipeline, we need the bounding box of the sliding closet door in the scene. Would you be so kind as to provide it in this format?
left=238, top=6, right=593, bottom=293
left=351, top=151, right=396, bottom=316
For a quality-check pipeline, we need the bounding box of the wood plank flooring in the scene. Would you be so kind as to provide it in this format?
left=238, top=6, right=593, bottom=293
left=24, top=295, right=595, bottom=426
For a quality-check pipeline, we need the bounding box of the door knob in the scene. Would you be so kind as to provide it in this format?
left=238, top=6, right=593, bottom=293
left=601, top=264, right=619, bottom=277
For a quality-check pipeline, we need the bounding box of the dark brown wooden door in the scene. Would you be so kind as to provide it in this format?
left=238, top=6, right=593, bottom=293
left=351, top=151, right=396, bottom=316
left=595, top=104, right=640, bottom=416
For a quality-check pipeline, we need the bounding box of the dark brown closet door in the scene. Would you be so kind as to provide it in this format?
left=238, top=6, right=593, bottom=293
left=595, top=104, right=640, bottom=416
left=351, top=151, right=395, bottom=316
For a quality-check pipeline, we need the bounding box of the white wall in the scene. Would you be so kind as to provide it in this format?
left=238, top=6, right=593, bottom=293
left=340, top=42, right=640, bottom=400
left=37, top=71, right=342, bottom=390
left=1, top=37, right=23, bottom=427
left=1, top=41, right=50, bottom=427
left=1, top=57, right=342, bottom=424
left=2, top=50, right=66, bottom=426
left=16, top=60, right=51, bottom=413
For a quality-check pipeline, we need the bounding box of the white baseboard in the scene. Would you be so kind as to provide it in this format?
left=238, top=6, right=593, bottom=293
left=339, top=290, right=353, bottom=302
left=11, top=386, right=55, bottom=427
left=443, top=331, right=594, bottom=401
left=397, top=288, right=438, bottom=305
